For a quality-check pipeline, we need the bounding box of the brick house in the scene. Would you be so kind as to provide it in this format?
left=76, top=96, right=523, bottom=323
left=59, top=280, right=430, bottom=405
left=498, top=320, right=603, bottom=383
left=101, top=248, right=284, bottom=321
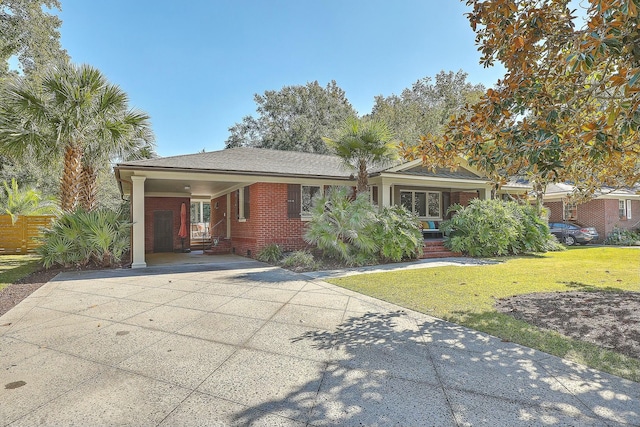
left=114, top=147, right=528, bottom=268
left=543, top=183, right=640, bottom=241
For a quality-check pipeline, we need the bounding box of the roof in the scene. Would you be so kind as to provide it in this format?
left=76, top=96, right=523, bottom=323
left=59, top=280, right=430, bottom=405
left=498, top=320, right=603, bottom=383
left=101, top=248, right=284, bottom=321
left=400, top=165, right=485, bottom=181
left=117, top=147, right=353, bottom=179
left=544, top=183, right=640, bottom=199
left=116, top=147, right=530, bottom=191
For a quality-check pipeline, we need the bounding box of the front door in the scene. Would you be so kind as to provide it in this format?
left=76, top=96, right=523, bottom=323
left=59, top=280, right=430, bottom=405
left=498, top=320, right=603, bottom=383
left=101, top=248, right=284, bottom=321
left=154, top=211, right=173, bottom=252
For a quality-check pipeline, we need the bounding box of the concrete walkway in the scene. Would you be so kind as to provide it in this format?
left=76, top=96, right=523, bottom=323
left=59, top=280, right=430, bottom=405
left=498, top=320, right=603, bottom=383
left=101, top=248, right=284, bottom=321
left=1, top=258, right=638, bottom=426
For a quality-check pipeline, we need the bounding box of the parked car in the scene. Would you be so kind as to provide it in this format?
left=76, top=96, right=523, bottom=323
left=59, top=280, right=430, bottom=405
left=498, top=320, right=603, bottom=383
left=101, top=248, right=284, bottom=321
left=548, top=222, right=599, bottom=245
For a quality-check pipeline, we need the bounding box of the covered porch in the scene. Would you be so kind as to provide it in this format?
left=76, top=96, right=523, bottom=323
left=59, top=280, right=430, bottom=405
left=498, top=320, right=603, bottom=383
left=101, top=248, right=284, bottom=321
left=118, top=168, right=260, bottom=268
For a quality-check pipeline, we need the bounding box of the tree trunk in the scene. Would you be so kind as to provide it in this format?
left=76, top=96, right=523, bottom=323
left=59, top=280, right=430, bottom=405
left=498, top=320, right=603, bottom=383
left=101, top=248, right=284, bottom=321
left=79, top=164, right=98, bottom=211
left=60, top=144, right=83, bottom=212
left=357, top=159, right=368, bottom=194
left=532, top=181, right=546, bottom=216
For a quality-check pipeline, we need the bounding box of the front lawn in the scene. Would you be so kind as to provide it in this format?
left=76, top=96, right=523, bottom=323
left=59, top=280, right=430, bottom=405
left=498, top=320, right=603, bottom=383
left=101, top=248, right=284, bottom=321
left=328, top=247, right=640, bottom=381
left=0, top=255, right=42, bottom=291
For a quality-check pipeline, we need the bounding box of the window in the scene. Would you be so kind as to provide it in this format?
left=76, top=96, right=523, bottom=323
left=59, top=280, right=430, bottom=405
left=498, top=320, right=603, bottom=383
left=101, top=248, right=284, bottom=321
left=301, top=185, right=321, bottom=214
left=620, top=199, right=632, bottom=219
left=400, top=190, right=440, bottom=218
left=190, top=201, right=211, bottom=240
left=563, top=200, right=577, bottom=220
left=427, top=192, right=440, bottom=217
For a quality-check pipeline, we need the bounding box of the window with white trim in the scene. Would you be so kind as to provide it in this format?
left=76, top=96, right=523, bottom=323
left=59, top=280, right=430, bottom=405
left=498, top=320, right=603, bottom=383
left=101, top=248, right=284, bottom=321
left=190, top=200, right=211, bottom=240
left=301, top=185, right=321, bottom=215
left=563, top=200, right=577, bottom=220
left=400, top=190, right=441, bottom=218
left=620, top=199, right=632, bottom=219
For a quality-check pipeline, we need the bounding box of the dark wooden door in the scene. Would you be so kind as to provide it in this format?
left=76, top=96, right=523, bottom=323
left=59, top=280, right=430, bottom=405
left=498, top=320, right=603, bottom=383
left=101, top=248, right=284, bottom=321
left=154, top=211, right=174, bottom=252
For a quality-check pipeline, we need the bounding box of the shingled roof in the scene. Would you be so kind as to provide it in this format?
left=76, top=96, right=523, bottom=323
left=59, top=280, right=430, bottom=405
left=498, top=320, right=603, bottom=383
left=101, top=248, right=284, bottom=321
left=398, top=165, right=485, bottom=181
left=116, top=147, right=355, bottom=179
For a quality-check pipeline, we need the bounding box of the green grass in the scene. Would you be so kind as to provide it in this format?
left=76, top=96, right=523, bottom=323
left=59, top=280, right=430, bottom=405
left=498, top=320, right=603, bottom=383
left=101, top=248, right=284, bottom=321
left=328, top=247, right=640, bottom=382
left=0, top=255, right=42, bottom=291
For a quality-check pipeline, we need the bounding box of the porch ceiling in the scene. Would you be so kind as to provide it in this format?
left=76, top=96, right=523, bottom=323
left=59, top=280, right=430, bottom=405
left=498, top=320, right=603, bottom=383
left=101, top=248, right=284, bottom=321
left=142, top=178, right=242, bottom=198
left=116, top=169, right=249, bottom=199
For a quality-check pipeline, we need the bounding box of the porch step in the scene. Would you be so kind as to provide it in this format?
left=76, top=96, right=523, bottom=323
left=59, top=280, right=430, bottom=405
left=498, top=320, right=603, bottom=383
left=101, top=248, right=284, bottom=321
left=420, top=240, right=462, bottom=259
left=203, top=239, right=232, bottom=255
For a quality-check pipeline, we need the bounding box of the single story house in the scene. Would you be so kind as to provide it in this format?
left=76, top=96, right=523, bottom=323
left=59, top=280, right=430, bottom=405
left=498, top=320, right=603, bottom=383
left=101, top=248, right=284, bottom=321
left=543, top=183, right=640, bottom=241
left=114, top=147, right=529, bottom=268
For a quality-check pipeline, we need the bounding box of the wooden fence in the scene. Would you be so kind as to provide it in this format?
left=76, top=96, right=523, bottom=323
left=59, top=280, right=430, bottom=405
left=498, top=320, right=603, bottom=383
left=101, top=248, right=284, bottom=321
left=0, top=215, right=55, bottom=255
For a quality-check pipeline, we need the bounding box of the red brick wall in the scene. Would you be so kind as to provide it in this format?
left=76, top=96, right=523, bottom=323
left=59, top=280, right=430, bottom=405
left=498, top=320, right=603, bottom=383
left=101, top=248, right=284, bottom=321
left=211, top=195, right=227, bottom=239
left=545, top=198, right=640, bottom=240
left=228, top=183, right=308, bottom=257
left=144, top=197, right=190, bottom=253
left=451, top=191, right=479, bottom=207
left=546, top=201, right=563, bottom=223
left=602, top=199, right=640, bottom=236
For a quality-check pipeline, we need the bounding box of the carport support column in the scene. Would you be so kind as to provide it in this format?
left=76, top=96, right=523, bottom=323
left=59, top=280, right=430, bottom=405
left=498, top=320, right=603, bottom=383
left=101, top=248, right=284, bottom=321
left=131, top=176, right=147, bottom=268
left=381, top=182, right=392, bottom=207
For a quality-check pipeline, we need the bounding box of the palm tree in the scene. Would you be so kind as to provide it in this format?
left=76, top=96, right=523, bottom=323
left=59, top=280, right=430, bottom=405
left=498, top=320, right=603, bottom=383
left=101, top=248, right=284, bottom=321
left=323, top=116, right=398, bottom=194
left=79, top=114, right=155, bottom=211
left=1, top=178, right=59, bottom=223
left=0, top=61, right=154, bottom=211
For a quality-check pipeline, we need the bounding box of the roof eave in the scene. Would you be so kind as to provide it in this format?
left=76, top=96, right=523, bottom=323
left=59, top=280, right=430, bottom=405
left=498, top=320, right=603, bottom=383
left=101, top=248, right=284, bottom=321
left=114, top=164, right=353, bottom=181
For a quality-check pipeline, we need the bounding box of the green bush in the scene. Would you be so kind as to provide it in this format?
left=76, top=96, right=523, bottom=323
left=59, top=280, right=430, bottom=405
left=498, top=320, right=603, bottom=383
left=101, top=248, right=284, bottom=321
left=304, top=187, right=423, bottom=265
left=281, top=250, right=319, bottom=270
left=256, top=243, right=283, bottom=263
left=37, top=208, right=131, bottom=268
left=441, top=199, right=553, bottom=257
left=304, top=187, right=378, bottom=266
left=604, top=228, right=640, bottom=246
left=372, top=205, right=423, bottom=262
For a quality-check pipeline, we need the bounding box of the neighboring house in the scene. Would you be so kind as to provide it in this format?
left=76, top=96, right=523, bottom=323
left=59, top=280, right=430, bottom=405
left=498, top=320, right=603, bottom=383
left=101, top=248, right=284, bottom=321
left=114, top=147, right=529, bottom=268
left=543, top=183, right=640, bottom=241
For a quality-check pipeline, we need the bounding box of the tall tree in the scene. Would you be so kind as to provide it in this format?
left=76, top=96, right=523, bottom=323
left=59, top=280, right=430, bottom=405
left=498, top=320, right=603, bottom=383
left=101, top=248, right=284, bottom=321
left=371, top=70, right=485, bottom=146
left=0, top=0, right=68, bottom=77
left=323, top=117, right=397, bottom=194
left=225, top=80, right=356, bottom=154
left=406, top=0, right=640, bottom=197
left=79, top=117, right=155, bottom=211
left=0, top=61, right=155, bottom=211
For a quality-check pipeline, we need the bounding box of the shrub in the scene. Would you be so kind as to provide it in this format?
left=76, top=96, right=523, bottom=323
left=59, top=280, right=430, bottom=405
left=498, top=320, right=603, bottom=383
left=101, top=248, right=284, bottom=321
left=281, top=250, right=319, bottom=270
left=304, top=187, right=423, bottom=265
left=372, top=205, right=423, bottom=262
left=37, top=208, right=130, bottom=268
left=441, top=199, right=553, bottom=257
left=256, top=243, right=283, bottom=263
left=304, top=187, right=378, bottom=266
left=604, top=228, right=640, bottom=246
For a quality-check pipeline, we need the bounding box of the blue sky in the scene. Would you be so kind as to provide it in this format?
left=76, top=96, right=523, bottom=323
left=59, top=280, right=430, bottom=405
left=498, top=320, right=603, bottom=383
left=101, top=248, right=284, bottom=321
left=57, top=1, right=506, bottom=157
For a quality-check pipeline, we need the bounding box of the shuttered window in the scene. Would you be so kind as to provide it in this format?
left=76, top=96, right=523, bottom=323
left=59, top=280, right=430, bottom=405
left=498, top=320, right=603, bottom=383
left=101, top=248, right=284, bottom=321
left=287, top=184, right=301, bottom=218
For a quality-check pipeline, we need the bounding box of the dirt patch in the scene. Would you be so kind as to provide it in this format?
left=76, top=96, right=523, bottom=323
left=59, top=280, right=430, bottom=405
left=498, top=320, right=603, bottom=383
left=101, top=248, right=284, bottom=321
left=0, top=269, right=60, bottom=316
left=495, top=291, right=640, bottom=359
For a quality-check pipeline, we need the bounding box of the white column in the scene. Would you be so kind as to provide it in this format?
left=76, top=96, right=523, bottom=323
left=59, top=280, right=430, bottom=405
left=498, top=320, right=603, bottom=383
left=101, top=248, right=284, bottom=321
left=238, top=187, right=245, bottom=220
left=131, top=176, right=147, bottom=268
left=481, top=186, right=491, bottom=200
left=381, top=181, right=392, bottom=207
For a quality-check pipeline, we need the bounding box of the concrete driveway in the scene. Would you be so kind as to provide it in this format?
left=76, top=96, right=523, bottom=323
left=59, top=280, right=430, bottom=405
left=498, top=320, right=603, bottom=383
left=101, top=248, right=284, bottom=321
left=1, top=258, right=638, bottom=426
